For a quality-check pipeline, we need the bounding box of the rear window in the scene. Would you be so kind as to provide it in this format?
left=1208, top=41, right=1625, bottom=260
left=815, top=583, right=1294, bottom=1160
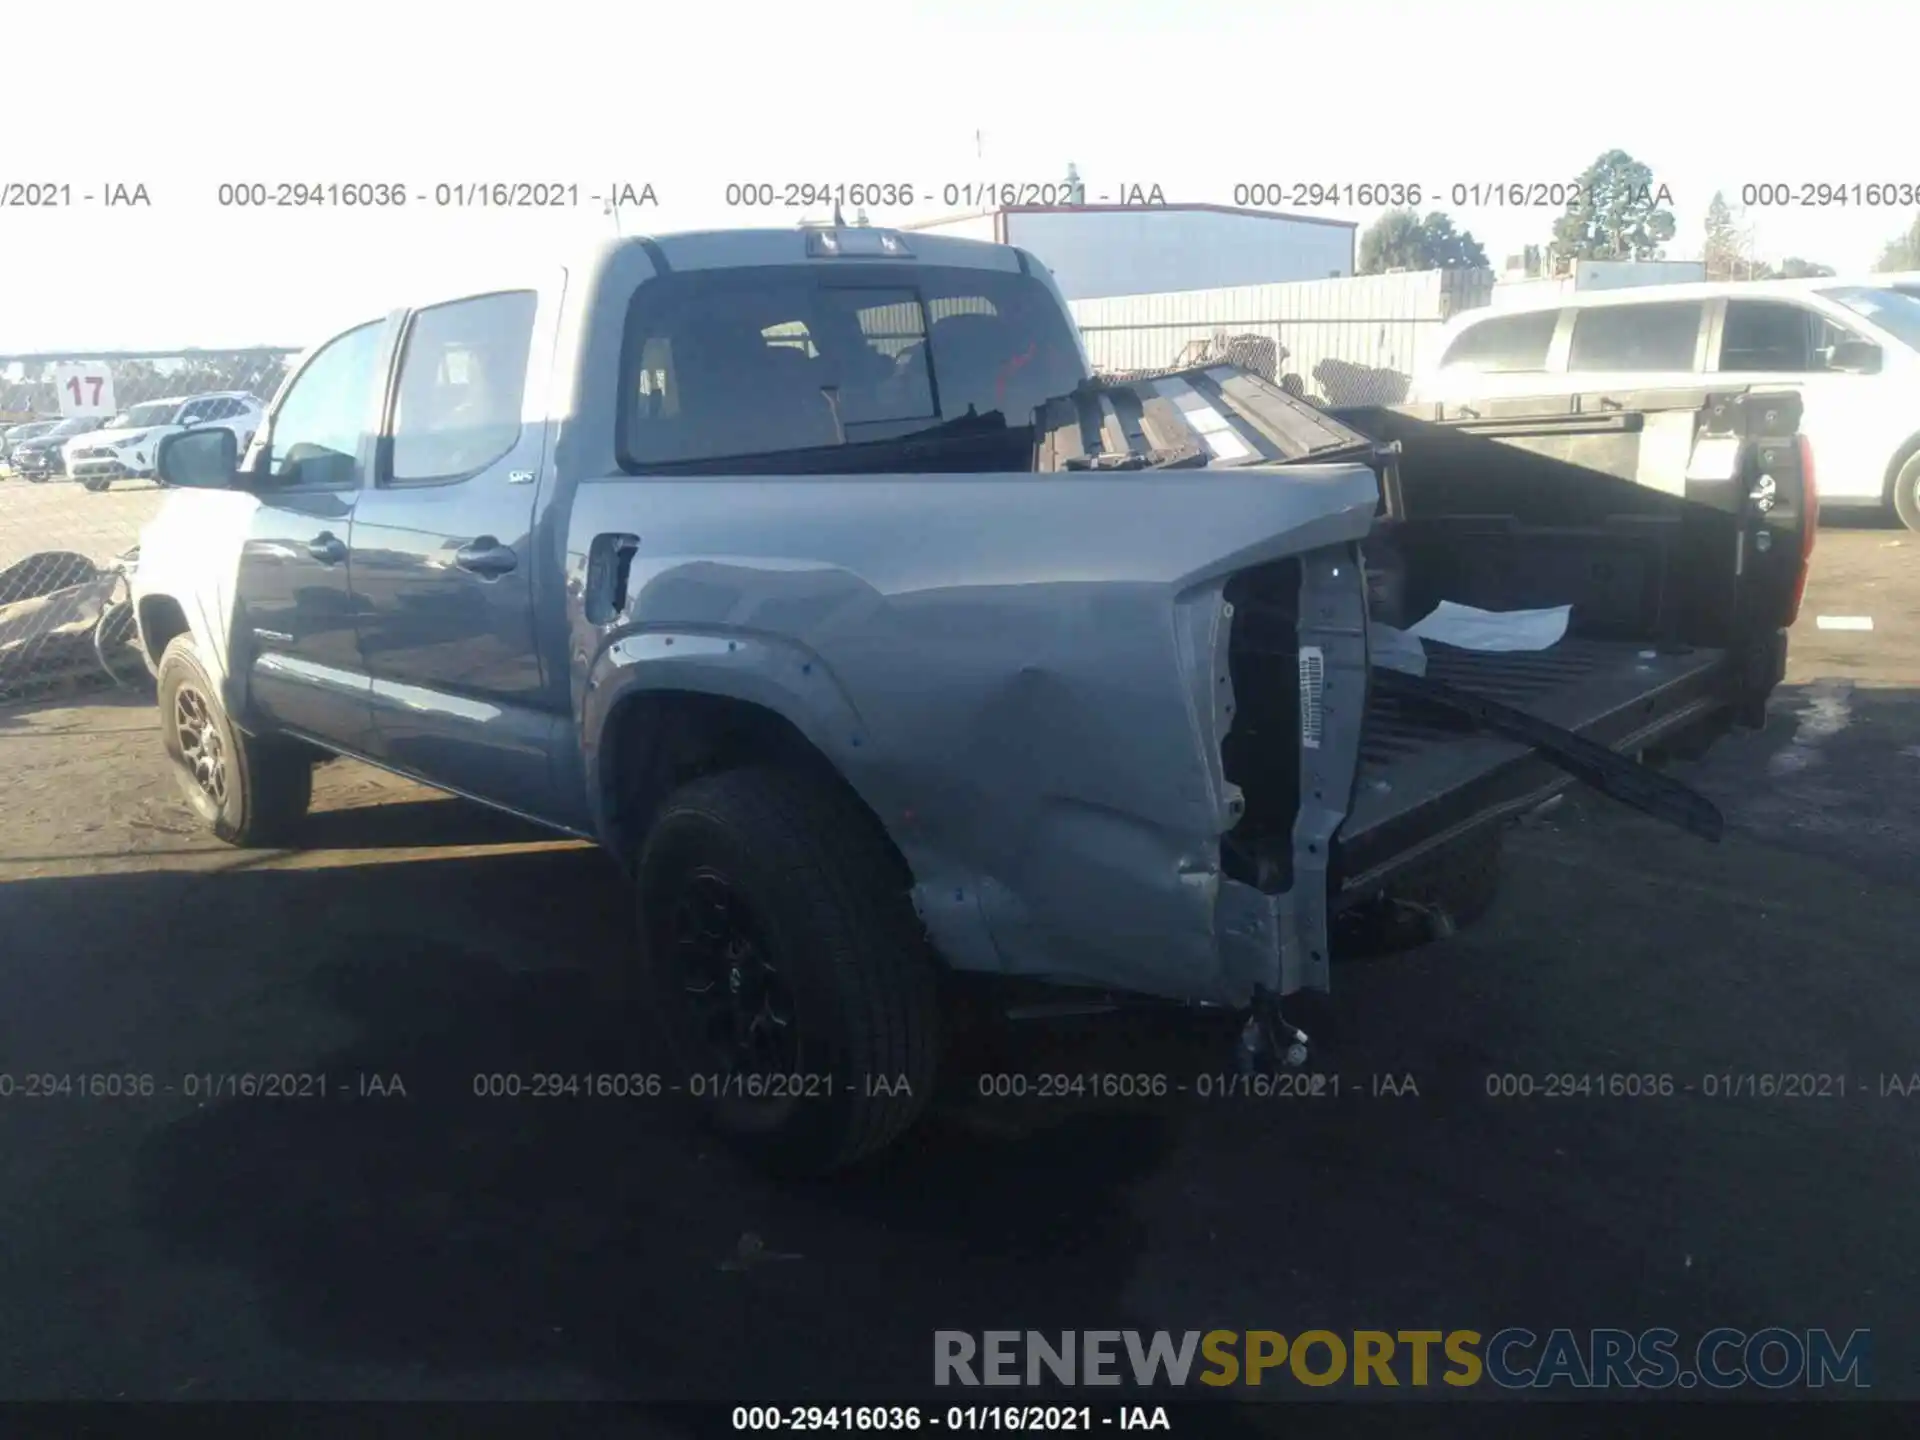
left=1438, top=311, right=1558, bottom=374
left=619, top=265, right=1086, bottom=472
left=1567, top=301, right=1704, bottom=373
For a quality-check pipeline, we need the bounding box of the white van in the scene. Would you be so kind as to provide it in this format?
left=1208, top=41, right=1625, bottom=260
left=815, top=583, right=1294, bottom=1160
left=1410, top=278, right=1920, bottom=530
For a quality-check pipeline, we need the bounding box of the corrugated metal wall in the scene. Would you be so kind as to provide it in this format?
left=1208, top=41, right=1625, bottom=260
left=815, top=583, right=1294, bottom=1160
left=1068, top=269, right=1495, bottom=406
left=1002, top=209, right=1356, bottom=300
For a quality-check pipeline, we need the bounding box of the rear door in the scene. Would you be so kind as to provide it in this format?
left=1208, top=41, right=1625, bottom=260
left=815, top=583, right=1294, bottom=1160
left=1561, top=296, right=1710, bottom=402
left=348, top=286, right=563, bottom=820
left=235, top=315, right=402, bottom=748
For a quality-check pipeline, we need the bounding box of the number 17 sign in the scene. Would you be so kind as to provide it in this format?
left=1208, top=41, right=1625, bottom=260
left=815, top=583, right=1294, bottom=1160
left=51, top=361, right=116, bottom=417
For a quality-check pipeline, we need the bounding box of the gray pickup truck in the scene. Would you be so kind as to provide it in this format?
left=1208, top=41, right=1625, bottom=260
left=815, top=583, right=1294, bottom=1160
left=131, top=227, right=1815, bottom=1172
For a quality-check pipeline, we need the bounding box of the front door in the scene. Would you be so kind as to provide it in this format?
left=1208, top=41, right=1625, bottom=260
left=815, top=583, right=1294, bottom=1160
left=1710, top=297, right=1888, bottom=504
left=235, top=314, right=402, bottom=749
left=348, top=286, right=564, bottom=821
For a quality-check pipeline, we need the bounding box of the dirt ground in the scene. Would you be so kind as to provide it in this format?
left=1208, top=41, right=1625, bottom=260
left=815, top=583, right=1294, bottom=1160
left=0, top=524, right=1916, bottom=1404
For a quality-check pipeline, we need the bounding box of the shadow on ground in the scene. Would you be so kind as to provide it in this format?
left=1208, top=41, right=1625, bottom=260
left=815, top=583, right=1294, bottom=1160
left=0, top=843, right=1176, bottom=1401
left=2, top=655, right=1918, bottom=1401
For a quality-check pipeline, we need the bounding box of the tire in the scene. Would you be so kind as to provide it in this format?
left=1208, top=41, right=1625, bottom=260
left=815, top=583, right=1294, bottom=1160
left=629, top=766, right=941, bottom=1175
left=83, top=478, right=108, bottom=492
left=156, top=635, right=313, bottom=846
left=1893, top=453, right=1920, bottom=533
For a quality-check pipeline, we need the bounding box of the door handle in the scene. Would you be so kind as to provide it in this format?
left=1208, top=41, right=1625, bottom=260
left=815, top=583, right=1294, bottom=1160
left=307, top=532, right=347, bottom=564
left=454, top=537, right=518, bottom=577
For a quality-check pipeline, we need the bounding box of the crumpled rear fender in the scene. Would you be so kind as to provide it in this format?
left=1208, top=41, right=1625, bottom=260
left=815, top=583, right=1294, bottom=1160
left=568, top=462, right=1378, bottom=1003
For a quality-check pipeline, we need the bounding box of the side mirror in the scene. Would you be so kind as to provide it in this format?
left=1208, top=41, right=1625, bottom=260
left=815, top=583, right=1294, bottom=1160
left=155, top=426, right=240, bottom=489
left=1826, top=339, right=1882, bottom=374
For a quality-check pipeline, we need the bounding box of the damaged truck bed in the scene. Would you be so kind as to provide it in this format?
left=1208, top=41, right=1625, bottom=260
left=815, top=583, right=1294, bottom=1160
left=1039, top=368, right=1813, bottom=987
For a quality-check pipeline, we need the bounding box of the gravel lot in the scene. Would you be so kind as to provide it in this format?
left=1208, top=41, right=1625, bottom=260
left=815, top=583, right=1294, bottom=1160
left=0, top=522, right=1915, bottom=1405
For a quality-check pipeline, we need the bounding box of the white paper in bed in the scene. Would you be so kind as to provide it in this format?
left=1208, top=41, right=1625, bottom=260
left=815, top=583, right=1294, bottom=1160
left=1367, top=622, right=1430, bottom=676
left=1406, top=600, right=1572, bottom=652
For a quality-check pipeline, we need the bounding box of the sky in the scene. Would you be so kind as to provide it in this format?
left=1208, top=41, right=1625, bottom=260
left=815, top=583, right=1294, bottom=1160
left=2, top=0, right=1912, bottom=356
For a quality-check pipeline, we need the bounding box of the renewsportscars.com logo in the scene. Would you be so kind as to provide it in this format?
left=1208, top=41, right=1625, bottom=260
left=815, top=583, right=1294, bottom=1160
left=934, top=1328, right=1872, bottom=1391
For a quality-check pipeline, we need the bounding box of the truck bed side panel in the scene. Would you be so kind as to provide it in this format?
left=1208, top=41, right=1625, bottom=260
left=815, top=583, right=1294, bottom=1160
left=567, top=465, right=1377, bottom=1001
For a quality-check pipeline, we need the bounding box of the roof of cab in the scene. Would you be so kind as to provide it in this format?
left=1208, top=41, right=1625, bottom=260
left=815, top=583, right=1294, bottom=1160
left=399, top=227, right=1030, bottom=316
left=628, top=226, right=1025, bottom=275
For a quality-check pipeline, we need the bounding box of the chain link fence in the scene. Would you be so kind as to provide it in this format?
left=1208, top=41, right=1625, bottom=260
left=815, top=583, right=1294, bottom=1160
left=0, top=349, right=296, bottom=704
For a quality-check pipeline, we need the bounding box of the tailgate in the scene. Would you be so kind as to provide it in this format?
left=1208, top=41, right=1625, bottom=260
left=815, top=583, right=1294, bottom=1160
left=1379, top=388, right=1813, bottom=519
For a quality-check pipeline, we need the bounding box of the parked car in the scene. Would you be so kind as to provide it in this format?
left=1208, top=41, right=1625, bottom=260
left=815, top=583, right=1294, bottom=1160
left=8, top=414, right=108, bottom=480
left=1410, top=277, right=1920, bottom=530
left=129, top=229, right=1811, bottom=1173
left=66, top=392, right=265, bottom=491
left=1, top=418, right=60, bottom=468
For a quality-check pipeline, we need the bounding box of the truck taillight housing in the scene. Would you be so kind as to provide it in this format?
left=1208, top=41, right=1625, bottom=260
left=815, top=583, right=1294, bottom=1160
left=1786, top=433, right=1817, bottom=627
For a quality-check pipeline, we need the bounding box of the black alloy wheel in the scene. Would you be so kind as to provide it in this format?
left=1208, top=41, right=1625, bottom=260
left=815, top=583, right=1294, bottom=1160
left=669, top=869, right=803, bottom=1084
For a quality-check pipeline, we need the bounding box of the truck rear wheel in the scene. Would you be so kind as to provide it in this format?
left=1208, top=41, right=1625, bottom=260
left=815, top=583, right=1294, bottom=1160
left=631, top=766, right=941, bottom=1174
left=156, top=635, right=313, bottom=847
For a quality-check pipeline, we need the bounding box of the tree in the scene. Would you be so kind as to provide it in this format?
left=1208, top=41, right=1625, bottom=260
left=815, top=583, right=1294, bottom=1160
left=1551, top=149, right=1678, bottom=263
left=1775, top=257, right=1836, bottom=279
left=1358, top=208, right=1490, bottom=274
left=1876, top=213, right=1920, bottom=272
left=1702, top=191, right=1744, bottom=281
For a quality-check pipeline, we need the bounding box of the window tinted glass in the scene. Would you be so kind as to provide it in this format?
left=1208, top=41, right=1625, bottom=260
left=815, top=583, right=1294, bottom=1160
left=1438, top=311, right=1558, bottom=373
left=1818, top=286, right=1920, bottom=352
left=1567, top=301, right=1703, bottom=373
left=119, top=402, right=177, bottom=429
left=846, top=293, right=935, bottom=425
left=268, top=320, right=384, bottom=489
left=1720, top=302, right=1815, bottom=372
left=621, top=264, right=1086, bottom=471
left=391, top=290, right=538, bottom=482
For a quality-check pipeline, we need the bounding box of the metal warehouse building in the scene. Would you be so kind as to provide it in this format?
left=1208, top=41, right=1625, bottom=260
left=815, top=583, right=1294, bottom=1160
left=902, top=204, right=1357, bottom=301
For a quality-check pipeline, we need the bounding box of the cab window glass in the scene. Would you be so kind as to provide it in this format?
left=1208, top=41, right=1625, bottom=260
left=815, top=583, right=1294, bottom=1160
left=620, top=264, right=1084, bottom=472
left=390, top=290, right=539, bottom=483
left=267, top=321, right=385, bottom=489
